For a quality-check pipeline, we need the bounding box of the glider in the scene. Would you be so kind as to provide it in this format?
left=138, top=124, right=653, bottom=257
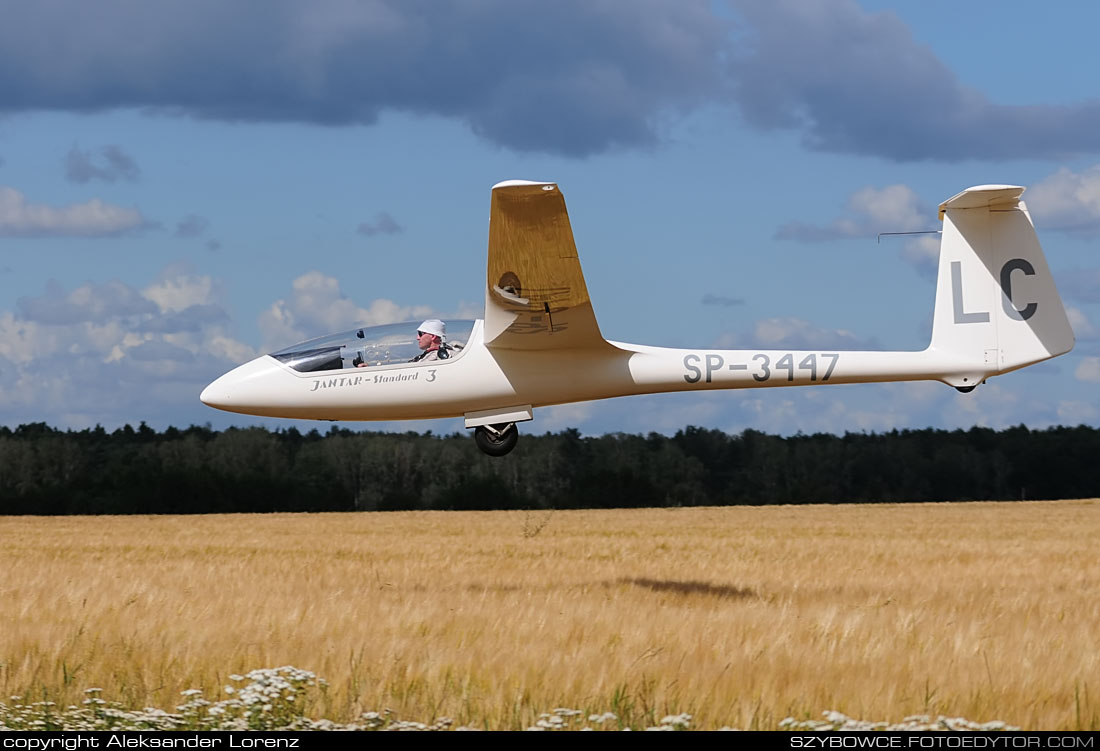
left=201, top=181, right=1074, bottom=456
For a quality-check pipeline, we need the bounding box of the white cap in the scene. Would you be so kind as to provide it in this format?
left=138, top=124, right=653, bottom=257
left=418, top=319, right=445, bottom=338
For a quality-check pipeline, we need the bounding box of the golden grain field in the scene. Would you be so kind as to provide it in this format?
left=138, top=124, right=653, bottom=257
left=1, top=501, right=1098, bottom=730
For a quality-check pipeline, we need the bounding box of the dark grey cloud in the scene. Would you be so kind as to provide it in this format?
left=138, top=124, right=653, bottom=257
left=175, top=214, right=209, bottom=238
left=701, top=293, right=745, bottom=307
left=0, top=0, right=727, bottom=158
left=357, top=212, right=402, bottom=237
left=65, top=145, right=140, bottom=183
left=7, top=1, right=1100, bottom=161
left=727, top=0, right=1100, bottom=161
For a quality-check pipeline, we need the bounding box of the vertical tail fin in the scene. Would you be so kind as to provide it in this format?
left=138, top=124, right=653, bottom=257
left=929, top=185, right=1074, bottom=387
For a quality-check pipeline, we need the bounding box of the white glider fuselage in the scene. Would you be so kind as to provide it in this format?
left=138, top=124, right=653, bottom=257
left=201, top=181, right=1074, bottom=444
left=200, top=329, right=1033, bottom=423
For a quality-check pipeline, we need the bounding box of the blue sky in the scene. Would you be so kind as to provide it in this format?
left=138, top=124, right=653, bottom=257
left=1, top=0, right=1098, bottom=436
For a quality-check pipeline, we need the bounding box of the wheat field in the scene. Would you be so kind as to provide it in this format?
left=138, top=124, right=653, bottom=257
left=1, top=500, right=1097, bottom=730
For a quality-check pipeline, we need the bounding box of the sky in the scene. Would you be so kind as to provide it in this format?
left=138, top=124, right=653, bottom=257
left=0, top=0, right=1098, bottom=437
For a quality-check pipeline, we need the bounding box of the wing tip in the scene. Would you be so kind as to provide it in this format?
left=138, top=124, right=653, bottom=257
left=492, top=179, right=558, bottom=191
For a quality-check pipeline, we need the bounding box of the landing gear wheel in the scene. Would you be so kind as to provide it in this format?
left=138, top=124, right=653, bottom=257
left=955, top=385, right=977, bottom=393
left=474, top=423, right=519, bottom=456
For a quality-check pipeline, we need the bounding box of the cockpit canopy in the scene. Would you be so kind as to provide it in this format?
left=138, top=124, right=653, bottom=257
left=269, top=320, right=475, bottom=373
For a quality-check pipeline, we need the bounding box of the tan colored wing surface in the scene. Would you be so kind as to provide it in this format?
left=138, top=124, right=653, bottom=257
left=483, top=181, right=613, bottom=351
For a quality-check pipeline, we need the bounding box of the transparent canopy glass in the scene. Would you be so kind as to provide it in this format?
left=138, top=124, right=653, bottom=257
left=269, top=320, right=474, bottom=373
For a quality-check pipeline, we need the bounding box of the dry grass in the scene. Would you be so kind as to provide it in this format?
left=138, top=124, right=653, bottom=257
left=1, top=500, right=1097, bottom=730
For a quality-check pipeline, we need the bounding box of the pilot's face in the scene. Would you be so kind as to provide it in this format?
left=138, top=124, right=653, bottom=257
left=416, top=330, right=434, bottom=350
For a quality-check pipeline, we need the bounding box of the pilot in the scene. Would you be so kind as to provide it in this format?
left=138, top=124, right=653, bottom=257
left=411, top=319, right=448, bottom=362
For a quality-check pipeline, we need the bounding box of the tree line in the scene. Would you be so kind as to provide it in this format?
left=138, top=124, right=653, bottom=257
left=0, top=422, right=1096, bottom=515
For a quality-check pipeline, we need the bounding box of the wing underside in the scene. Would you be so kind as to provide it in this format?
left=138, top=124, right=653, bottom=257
left=484, top=180, right=613, bottom=351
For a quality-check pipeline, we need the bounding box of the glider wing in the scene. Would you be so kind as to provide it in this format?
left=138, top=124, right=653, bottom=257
left=483, top=180, right=614, bottom=351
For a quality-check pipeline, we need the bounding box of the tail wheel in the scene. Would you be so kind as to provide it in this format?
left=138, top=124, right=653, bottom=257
left=474, top=423, right=519, bottom=456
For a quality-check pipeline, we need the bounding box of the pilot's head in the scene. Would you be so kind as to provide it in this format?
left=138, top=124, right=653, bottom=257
left=416, top=319, right=445, bottom=349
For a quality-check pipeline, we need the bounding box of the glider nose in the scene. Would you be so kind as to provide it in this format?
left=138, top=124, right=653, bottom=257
left=199, top=378, right=228, bottom=409
left=200, top=356, right=283, bottom=415
left=200, top=370, right=242, bottom=411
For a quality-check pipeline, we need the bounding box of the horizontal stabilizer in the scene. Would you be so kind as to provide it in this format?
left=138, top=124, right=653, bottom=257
left=938, top=185, right=1025, bottom=219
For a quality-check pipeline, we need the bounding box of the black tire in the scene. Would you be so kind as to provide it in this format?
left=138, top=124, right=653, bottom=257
left=474, top=423, right=519, bottom=457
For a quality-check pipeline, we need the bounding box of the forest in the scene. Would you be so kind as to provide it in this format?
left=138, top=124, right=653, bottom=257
left=0, top=422, right=1097, bottom=515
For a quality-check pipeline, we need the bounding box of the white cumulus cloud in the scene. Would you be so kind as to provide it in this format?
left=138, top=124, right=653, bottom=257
left=258, top=271, right=441, bottom=351
left=1075, top=357, right=1100, bottom=383
left=143, top=267, right=219, bottom=313
left=716, top=316, right=879, bottom=351
left=899, top=234, right=940, bottom=278
left=0, top=268, right=253, bottom=427
left=1057, top=400, right=1098, bottom=423
left=775, top=184, right=929, bottom=242
left=775, top=184, right=941, bottom=275
left=1066, top=307, right=1096, bottom=340
left=1027, top=165, right=1100, bottom=235
left=0, top=186, right=146, bottom=237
